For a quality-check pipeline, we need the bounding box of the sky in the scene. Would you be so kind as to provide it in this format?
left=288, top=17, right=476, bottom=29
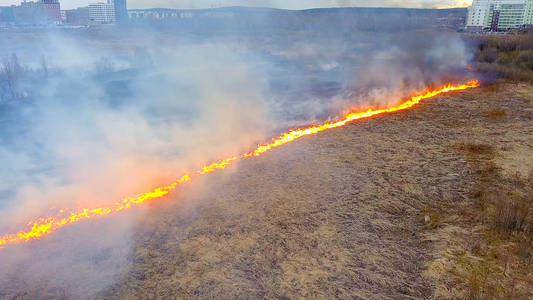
left=0, top=0, right=471, bottom=10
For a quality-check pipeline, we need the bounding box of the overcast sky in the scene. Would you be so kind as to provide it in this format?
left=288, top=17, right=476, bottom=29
left=0, top=0, right=471, bottom=10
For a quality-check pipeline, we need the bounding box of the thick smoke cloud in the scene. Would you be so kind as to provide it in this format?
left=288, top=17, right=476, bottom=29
left=0, top=16, right=473, bottom=297
left=0, top=31, right=271, bottom=297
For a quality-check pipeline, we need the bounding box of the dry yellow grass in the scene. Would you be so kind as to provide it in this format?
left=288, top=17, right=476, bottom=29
left=97, top=82, right=533, bottom=299
left=1, top=82, right=531, bottom=299
left=424, top=82, right=533, bottom=300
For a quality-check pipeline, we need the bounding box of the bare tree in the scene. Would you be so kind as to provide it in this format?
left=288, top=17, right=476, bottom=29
left=40, top=55, right=48, bottom=78
left=0, top=54, right=27, bottom=100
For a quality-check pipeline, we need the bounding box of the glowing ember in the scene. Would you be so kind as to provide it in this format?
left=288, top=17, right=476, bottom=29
left=0, top=80, right=480, bottom=249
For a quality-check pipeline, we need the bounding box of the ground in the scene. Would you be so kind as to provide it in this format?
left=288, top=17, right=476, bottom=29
left=95, top=82, right=532, bottom=299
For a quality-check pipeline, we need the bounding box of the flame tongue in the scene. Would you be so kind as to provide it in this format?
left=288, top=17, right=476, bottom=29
left=246, top=80, right=480, bottom=157
left=0, top=80, right=480, bottom=249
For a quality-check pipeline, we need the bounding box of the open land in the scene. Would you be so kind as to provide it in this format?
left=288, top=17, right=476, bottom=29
left=87, top=82, right=532, bottom=299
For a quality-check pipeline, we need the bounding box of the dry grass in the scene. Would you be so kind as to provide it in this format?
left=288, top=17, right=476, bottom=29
left=471, top=34, right=533, bottom=83
left=485, top=109, right=507, bottom=120
left=2, top=82, right=532, bottom=299
left=101, top=82, right=532, bottom=299
left=456, top=143, right=497, bottom=158
left=418, top=82, right=533, bottom=300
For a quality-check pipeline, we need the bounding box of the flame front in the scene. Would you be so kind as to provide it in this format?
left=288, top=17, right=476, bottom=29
left=0, top=80, right=480, bottom=249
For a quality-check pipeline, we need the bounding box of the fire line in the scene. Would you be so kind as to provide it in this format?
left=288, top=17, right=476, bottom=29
left=0, top=80, right=480, bottom=250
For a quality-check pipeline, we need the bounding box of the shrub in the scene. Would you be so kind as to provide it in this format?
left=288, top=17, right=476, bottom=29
left=470, top=34, right=533, bottom=82
left=492, top=189, right=532, bottom=234
left=515, top=50, right=533, bottom=70
left=477, top=47, right=498, bottom=63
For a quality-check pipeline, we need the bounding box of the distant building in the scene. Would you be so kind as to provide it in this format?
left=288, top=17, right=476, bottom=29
left=127, top=9, right=199, bottom=21
left=466, top=0, right=491, bottom=30
left=65, top=6, right=89, bottom=25
left=525, top=0, right=533, bottom=23
left=467, top=0, right=533, bottom=31
left=40, top=0, right=60, bottom=23
left=89, top=1, right=115, bottom=24
left=113, top=0, right=127, bottom=23
left=12, top=0, right=61, bottom=25
left=0, top=6, right=16, bottom=24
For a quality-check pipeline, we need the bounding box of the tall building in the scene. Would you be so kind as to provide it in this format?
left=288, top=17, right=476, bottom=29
left=467, top=0, right=533, bottom=30
left=40, top=0, right=60, bottom=23
left=467, top=0, right=491, bottom=29
left=113, top=0, right=127, bottom=23
left=525, top=0, right=533, bottom=24
left=89, top=1, right=115, bottom=24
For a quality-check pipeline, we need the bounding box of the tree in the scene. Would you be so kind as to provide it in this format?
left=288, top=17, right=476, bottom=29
left=0, top=54, right=25, bottom=100
left=40, top=55, right=48, bottom=78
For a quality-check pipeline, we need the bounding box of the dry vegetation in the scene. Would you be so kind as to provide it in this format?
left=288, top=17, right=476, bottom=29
left=1, top=82, right=531, bottom=299
left=471, top=34, right=533, bottom=83
left=93, top=82, right=532, bottom=299
left=424, top=82, right=533, bottom=299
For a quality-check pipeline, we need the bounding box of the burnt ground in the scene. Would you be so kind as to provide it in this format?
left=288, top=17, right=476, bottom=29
left=98, top=82, right=532, bottom=299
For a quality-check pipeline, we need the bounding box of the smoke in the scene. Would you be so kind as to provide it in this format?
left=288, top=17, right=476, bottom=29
left=0, top=12, right=473, bottom=298
left=0, top=31, right=271, bottom=298
left=125, top=0, right=470, bottom=9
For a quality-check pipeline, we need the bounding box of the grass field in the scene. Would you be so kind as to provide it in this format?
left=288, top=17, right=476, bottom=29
left=0, top=82, right=531, bottom=299
left=82, top=82, right=532, bottom=299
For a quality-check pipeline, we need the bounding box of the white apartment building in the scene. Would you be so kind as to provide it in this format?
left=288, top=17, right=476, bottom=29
left=467, top=0, right=491, bottom=28
left=89, top=0, right=115, bottom=24
left=467, top=0, right=533, bottom=30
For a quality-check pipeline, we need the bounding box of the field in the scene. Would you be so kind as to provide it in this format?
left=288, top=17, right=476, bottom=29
left=81, top=82, right=530, bottom=299
left=2, top=82, right=532, bottom=300
left=1, top=26, right=532, bottom=298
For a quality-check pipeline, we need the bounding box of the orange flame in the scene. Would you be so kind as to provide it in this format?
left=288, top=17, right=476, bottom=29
left=0, top=80, right=480, bottom=249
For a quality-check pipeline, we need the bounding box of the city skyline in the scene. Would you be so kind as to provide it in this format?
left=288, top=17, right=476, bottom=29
left=0, top=0, right=471, bottom=10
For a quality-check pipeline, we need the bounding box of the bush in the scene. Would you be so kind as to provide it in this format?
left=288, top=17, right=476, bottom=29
left=515, top=50, right=533, bottom=70
left=493, top=189, right=532, bottom=234
left=469, top=34, right=533, bottom=82
left=476, top=63, right=533, bottom=82
left=477, top=47, right=498, bottom=63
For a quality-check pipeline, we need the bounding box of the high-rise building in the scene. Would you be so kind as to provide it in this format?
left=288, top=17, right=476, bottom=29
left=467, top=0, right=491, bottom=29
left=525, top=0, right=533, bottom=24
left=467, top=0, right=533, bottom=30
left=112, top=0, right=127, bottom=23
left=40, top=0, right=60, bottom=23
left=89, top=1, right=115, bottom=24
